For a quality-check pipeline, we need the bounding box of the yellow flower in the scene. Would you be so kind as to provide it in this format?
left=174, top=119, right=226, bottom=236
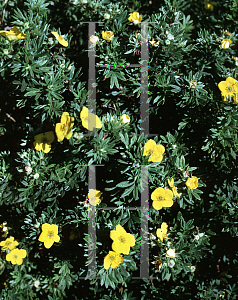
left=80, top=106, right=102, bottom=131
left=0, top=26, right=26, bottom=41
left=34, top=131, right=54, bottom=153
left=168, top=178, right=180, bottom=198
left=110, top=224, right=135, bottom=255
left=55, top=112, right=74, bottom=142
left=218, top=77, right=238, bottom=100
left=189, top=80, right=197, bottom=89
left=149, top=38, right=160, bottom=47
left=220, top=39, right=232, bottom=49
left=166, top=248, right=176, bottom=258
left=104, top=13, right=110, bottom=19
left=38, top=223, right=60, bottom=249
left=156, top=222, right=168, bottom=242
left=51, top=32, right=68, bottom=47
left=151, top=187, right=173, bottom=210
left=128, top=12, right=142, bottom=25
left=88, top=189, right=101, bottom=206
left=103, top=251, right=123, bottom=269
left=120, top=114, right=130, bottom=124
left=89, top=35, right=99, bottom=45
left=0, top=236, right=18, bottom=251
left=6, top=248, right=27, bottom=265
left=204, top=3, right=214, bottom=11
left=185, top=176, right=199, bottom=189
left=143, top=139, right=165, bottom=163
left=102, top=31, right=114, bottom=42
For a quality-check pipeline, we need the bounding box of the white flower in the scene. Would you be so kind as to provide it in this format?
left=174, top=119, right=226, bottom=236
left=48, top=37, right=54, bottom=45
left=190, top=266, right=196, bottom=272
left=25, top=166, right=32, bottom=175
left=166, top=249, right=176, bottom=258
left=168, top=259, right=175, bottom=268
left=194, top=234, right=200, bottom=240
left=120, top=114, right=130, bottom=124
left=89, top=35, right=99, bottom=45
left=34, top=280, right=40, bottom=288
left=167, top=33, right=174, bottom=41
left=21, top=152, right=27, bottom=158
left=149, top=233, right=157, bottom=240
left=194, top=232, right=204, bottom=240
left=34, top=173, right=39, bottom=179
left=34, top=222, right=40, bottom=229
left=73, top=132, right=84, bottom=140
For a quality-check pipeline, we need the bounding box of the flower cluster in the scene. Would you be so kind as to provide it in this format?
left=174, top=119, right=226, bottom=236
left=34, top=107, right=102, bottom=153
left=0, top=236, right=26, bottom=265
left=142, top=138, right=199, bottom=210
left=152, top=222, right=177, bottom=271
left=89, top=12, right=142, bottom=44
left=104, top=224, right=135, bottom=269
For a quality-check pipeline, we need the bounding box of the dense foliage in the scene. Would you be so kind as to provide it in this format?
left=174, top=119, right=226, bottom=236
left=0, top=0, right=238, bottom=299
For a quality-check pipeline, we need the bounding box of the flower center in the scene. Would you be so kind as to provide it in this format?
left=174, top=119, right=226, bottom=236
left=109, top=255, right=115, bottom=261
left=119, top=236, right=126, bottom=244
left=48, top=231, right=54, bottom=238
left=158, top=195, right=164, bottom=201
left=14, top=254, right=18, bottom=259
left=61, top=123, right=68, bottom=132
left=42, top=137, right=49, bottom=144
left=227, top=86, right=234, bottom=93
left=6, top=241, right=12, bottom=246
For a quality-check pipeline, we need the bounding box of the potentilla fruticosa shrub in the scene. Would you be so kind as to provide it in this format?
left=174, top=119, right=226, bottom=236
left=0, top=0, right=238, bottom=299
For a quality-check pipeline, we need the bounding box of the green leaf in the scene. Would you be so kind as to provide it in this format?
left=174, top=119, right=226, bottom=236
left=116, top=181, right=133, bottom=188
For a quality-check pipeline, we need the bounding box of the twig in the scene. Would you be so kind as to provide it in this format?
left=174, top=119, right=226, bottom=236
left=6, top=113, right=16, bottom=122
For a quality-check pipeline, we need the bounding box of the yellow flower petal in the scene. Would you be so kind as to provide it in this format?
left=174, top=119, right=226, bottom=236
left=42, top=143, right=51, bottom=153
left=128, top=12, right=142, bottom=25
left=152, top=201, right=163, bottom=210
left=51, top=32, right=68, bottom=47
left=80, top=107, right=102, bottom=131
left=0, top=26, right=26, bottom=40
